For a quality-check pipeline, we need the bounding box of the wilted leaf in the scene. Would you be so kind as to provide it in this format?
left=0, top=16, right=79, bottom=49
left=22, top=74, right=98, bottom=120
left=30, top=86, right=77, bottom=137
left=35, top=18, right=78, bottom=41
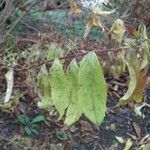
left=69, top=1, right=81, bottom=14
left=37, top=65, right=52, bottom=109
left=109, top=19, right=126, bottom=44
left=65, top=59, right=82, bottom=125
left=50, top=59, right=71, bottom=118
left=84, top=13, right=104, bottom=39
left=132, top=68, right=147, bottom=103
left=119, top=57, right=137, bottom=105
left=78, top=52, right=107, bottom=124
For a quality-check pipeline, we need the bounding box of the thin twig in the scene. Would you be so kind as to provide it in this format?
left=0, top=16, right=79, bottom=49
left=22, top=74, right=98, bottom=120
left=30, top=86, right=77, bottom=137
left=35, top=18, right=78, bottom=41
left=17, top=46, right=129, bottom=71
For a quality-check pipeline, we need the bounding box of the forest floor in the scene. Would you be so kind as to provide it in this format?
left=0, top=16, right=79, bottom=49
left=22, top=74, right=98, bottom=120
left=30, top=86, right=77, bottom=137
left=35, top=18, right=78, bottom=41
left=0, top=11, right=150, bottom=150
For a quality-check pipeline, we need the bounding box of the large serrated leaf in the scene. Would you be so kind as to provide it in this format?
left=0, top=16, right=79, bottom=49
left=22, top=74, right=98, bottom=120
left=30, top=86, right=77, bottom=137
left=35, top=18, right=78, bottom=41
left=78, top=52, right=107, bottom=125
left=37, top=65, right=52, bottom=108
left=65, top=59, right=82, bottom=125
left=50, top=59, right=71, bottom=118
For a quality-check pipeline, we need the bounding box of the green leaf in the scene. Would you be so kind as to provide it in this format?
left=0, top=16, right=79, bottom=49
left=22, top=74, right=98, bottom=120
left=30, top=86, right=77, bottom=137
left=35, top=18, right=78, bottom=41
left=65, top=59, right=82, bottom=125
left=24, top=126, right=32, bottom=136
left=16, top=115, right=29, bottom=125
left=31, top=115, right=45, bottom=124
left=50, top=59, right=71, bottom=118
left=56, top=130, right=68, bottom=141
left=31, top=128, right=38, bottom=135
left=78, top=52, right=107, bottom=125
left=37, top=65, right=53, bottom=109
left=46, top=43, right=64, bottom=60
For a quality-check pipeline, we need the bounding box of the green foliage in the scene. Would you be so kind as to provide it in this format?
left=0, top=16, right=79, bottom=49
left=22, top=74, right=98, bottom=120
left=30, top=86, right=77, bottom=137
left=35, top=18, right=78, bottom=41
left=56, top=130, right=68, bottom=141
left=46, top=43, right=64, bottom=60
left=65, top=59, right=81, bottom=125
left=16, top=115, right=45, bottom=136
left=50, top=59, right=71, bottom=118
left=37, top=52, right=107, bottom=125
left=78, top=52, right=107, bottom=124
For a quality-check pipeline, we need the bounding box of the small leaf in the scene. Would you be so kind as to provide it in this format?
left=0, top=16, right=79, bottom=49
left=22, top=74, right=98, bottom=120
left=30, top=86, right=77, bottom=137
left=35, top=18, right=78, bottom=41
left=56, top=130, right=68, bottom=141
left=78, top=52, right=107, bottom=125
left=46, top=43, right=64, bottom=60
left=24, top=126, right=32, bottom=136
left=16, top=115, right=28, bottom=125
left=115, top=136, right=124, bottom=144
left=50, top=59, right=71, bottom=118
left=31, top=115, right=45, bottom=124
left=31, top=128, right=38, bottom=135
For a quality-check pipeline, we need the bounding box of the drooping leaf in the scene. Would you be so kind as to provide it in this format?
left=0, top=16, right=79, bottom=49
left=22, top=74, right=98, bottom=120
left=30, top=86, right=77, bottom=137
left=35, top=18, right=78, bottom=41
left=50, top=59, right=71, bottom=118
left=78, top=52, right=107, bottom=124
left=132, top=65, right=149, bottom=103
left=37, top=65, right=52, bottom=109
left=119, top=49, right=149, bottom=104
left=118, top=52, right=137, bottom=105
left=84, top=13, right=105, bottom=39
left=65, top=59, right=82, bottom=125
left=138, top=23, right=150, bottom=69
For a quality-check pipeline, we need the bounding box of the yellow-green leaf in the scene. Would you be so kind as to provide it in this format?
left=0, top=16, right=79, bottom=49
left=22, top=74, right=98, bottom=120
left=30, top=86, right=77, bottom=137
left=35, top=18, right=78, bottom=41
left=65, top=59, right=82, bottom=125
left=50, top=59, right=70, bottom=118
left=78, top=52, right=107, bottom=125
left=37, top=65, right=52, bottom=109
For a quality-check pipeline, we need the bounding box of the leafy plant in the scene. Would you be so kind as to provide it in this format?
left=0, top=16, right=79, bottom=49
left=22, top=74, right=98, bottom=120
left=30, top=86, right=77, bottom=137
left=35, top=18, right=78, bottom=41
left=16, top=115, right=45, bottom=136
left=37, top=52, right=107, bottom=125
left=109, top=21, right=150, bottom=105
